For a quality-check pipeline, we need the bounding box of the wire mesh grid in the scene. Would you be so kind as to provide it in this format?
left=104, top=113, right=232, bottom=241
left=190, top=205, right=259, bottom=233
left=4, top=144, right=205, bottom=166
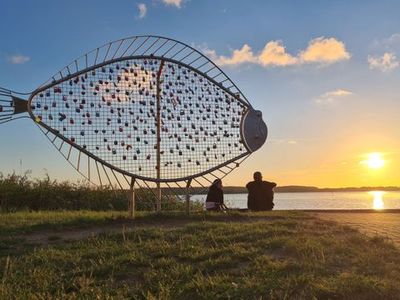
left=39, top=36, right=251, bottom=107
left=30, top=57, right=250, bottom=182
left=159, top=61, right=248, bottom=179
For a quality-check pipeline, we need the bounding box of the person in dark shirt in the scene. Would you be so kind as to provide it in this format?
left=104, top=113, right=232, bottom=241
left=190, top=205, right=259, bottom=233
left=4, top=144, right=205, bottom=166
left=205, top=179, right=226, bottom=211
left=246, top=172, right=277, bottom=211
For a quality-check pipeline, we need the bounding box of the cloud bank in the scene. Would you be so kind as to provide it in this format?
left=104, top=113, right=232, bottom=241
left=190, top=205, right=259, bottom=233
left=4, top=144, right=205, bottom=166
left=204, top=37, right=350, bottom=68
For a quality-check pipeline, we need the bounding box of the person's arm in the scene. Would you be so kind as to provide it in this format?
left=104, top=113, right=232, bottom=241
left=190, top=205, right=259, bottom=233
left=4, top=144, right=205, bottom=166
left=206, top=187, right=215, bottom=202
left=218, top=189, right=224, bottom=204
left=246, top=182, right=250, bottom=190
left=265, top=181, right=277, bottom=188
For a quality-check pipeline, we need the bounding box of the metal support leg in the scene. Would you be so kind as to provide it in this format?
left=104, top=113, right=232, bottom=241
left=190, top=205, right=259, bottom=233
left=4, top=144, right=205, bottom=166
left=156, top=60, right=165, bottom=213
left=157, top=182, right=162, bottom=212
left=128, top=177, right=136, bottom=218
left=185, top=179, right=192, bottom=215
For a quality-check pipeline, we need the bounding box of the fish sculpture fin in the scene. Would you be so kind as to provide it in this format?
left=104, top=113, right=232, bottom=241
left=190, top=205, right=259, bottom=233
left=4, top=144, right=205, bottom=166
left=0, top=87, right=29, bottom=124
left=12, top=96, right=29, bottom=114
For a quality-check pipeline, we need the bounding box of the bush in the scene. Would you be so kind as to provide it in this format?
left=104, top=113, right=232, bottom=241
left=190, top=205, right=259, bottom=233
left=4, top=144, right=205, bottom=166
left=0, top=172, right=202, bottom=212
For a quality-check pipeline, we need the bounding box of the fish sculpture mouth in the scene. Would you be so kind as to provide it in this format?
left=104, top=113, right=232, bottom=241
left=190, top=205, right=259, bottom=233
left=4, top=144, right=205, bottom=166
left=241, top=109, right=268, bottom=153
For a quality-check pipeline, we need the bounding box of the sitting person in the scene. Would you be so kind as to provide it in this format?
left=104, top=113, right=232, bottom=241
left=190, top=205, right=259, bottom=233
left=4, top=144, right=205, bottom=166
left=246, top=171, right=277, bottom=211
left=205, top=179, right=226, bottom=211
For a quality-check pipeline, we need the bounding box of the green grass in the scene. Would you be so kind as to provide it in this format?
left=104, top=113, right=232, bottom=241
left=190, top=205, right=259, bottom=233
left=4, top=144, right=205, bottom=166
left=0, top=210, right=127, bottom=235
left=1, top=211, right=400, bottom=299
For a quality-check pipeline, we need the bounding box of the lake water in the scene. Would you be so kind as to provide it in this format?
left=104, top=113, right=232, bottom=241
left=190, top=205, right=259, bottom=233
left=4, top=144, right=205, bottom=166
left=191, top=191, right=400, bottom=210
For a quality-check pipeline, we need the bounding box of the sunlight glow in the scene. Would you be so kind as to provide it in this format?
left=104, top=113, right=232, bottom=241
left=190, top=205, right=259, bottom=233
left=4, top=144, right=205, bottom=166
left=361, top=153, right=385, bottom=169
left=370, top=191, right=385, bottom=210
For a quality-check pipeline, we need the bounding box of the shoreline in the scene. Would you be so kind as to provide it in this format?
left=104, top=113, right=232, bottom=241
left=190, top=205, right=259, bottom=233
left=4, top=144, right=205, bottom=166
left=230, top=209, right=400, bottom=213
left=190, top=188, right=400, bottom=195
left=299, top=208, right=400, bottom=213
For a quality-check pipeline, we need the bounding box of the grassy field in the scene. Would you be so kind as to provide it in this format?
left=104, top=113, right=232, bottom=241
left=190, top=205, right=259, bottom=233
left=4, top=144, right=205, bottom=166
left=0, top=210, right=127, bottom=235
left=1, top=211, right=400, bottom=299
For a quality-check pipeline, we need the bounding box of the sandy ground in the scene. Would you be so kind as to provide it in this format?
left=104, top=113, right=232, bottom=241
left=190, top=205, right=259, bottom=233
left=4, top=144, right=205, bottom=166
left=313, top=212, right=400, bottom=245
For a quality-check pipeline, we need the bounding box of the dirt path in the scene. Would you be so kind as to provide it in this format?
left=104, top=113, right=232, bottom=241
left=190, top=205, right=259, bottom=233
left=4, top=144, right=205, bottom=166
left=17, top=214, right=287, bottom=246
left=11, top=212, right=400, bottom=248
left=22, top=219, right=188, bottom=246
left=314, top=212, right=400, bottom=245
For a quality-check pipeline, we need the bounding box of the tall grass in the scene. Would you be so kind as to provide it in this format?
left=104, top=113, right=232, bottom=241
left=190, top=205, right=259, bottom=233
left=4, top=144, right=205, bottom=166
left=0, top=172, right=202, bottom=212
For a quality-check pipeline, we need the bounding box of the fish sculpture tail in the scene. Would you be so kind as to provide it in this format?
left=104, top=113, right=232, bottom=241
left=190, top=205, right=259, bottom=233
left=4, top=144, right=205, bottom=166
left=0, top=87, right=29, bottom=124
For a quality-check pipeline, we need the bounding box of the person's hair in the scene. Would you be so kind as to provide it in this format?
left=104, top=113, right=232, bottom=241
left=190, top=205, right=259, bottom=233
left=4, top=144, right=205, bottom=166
left=253, top=171, right=262, bottom=181
left=212, top=178, right=222, bottom=186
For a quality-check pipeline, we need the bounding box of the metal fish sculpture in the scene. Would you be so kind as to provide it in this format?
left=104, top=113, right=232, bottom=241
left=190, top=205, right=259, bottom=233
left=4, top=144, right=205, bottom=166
left=0, top=36, right=267, bottom=211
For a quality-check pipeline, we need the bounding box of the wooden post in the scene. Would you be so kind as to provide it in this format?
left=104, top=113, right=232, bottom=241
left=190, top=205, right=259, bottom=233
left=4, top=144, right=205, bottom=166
left=156, top=60, right=165, bottom=212
left=128, top=177, right=135, bottom=218
left=185, top=179, right=192, bottom=215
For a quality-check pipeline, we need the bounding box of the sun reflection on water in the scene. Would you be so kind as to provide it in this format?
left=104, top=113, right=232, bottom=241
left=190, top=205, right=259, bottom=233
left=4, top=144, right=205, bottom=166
left=369, top=191, right=385, bottom=210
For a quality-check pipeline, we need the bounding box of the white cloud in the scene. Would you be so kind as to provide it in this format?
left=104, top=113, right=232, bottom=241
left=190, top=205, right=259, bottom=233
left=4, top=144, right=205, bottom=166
left=137, top=3, right=147, bottom=19
left=368, top=52, right=399, bottom=72
left=8, top=55, right=30, bottom=64
left=372, top=33, right=400, bottom=51
left=315, top=89, right=354, bottom=104
left=209, top=44, right=256, bottom=66
left=299, top=37, right=351, bottom=64
left=383, top=33, right=400, bottom=48
left=203, top=37, right=350, bottom=68
left=162, top=0, right=183, bottom=8
left=258, top=41, right=298, bottom=66
left=325, top=89, right=353, bottom=97
left=270, top=138, right=299, bottom=145
left=368, top=34, right=400, bottom=72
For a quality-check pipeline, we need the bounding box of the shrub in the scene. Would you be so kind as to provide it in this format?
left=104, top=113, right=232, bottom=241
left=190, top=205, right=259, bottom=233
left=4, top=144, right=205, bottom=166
left=0, top=172, right=202, bottom=212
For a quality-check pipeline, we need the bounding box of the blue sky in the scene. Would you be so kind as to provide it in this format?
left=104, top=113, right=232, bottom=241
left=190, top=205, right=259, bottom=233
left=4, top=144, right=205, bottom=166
left=1, top=0, right=400, bottom=187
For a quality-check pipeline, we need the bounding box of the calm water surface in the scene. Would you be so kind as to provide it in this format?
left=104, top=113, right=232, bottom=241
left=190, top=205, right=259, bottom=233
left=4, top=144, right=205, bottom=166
left=191, top=191, right=400, bottom=210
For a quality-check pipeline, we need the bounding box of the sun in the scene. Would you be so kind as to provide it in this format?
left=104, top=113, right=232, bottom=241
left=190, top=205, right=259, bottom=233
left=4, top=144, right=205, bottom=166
left=362, top=153, right=385, bottom=169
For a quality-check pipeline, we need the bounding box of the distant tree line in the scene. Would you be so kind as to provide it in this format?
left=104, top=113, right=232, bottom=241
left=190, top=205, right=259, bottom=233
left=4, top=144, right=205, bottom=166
left=187, top=185, right=400, bottom=194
